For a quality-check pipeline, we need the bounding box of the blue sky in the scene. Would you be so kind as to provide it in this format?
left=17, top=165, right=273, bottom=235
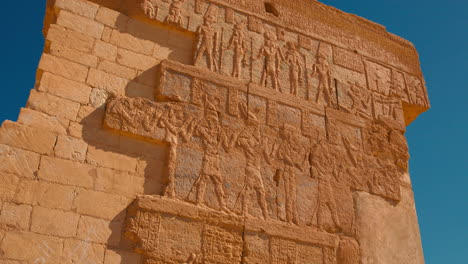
left=0, top=1, right=466, bottom=263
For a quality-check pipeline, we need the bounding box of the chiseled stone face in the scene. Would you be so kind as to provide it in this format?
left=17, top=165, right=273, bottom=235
left=0, top=0, right=427, bottom=263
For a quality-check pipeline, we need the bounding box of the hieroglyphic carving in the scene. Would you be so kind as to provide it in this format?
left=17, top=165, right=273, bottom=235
left=310, top=140, right=341, bottom=233
left=284, top=41, right=305, bottom=95
left=270, top=237, right=297, bottom=264
left=406, top=74, right=428, bottom=107
left=126, top=210, right=162, bottom=253
left=312, top=54, right=336, bottom=107
left=346, top=82, right=373, bottom=119
left=257, top=30, right=284, bottom=91
left=165, top=0, right=186, bottom=27
left=337, top=237, right=360, bottom=264
left=159, top=105, right=197, bottom=198
left=202, top=225, right=243, bottom=263
left=226, top=20, right=249, bottom=79
left=276, top=125, right=307, bottom=225
left=142, top=0, right=159, bottom=19
left=190, top=96, right=230, bottom=212
left=365, top=60, right=392, bottom=96
left=234, top=104, right=269, bottom=220
left=194, top=5, right=220, bottom=72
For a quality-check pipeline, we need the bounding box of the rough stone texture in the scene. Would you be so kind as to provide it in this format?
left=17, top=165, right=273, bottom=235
left=0, top=0, right=429, bottom=263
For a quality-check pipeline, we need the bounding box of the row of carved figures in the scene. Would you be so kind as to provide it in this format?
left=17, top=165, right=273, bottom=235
left=142, top=0, right=426, bottom=112
left=107, top=95, right=405, bottom=231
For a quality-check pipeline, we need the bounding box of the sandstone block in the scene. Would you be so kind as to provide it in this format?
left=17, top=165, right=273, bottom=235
left=126, top=81, right=153, bottom=100
left=87, top=146, right=137, bottom=173
left=14, top=180, right=75, bottom=211
left=95, top=6, right=129, bottom=29
left=55, top=0, right=99, bottom=19
left=93, top=40, right=118, bottom=61
left=57, top=10, right=104, bottom=39
left=0, top=203, right=32, bottom=230
left=86, top=68, right=128, bottom=95
left=61, top=239, right=105, bottom=264
left=76, top=105, right=105, bottom=127
left=46, top=24, right=95, bottom=53
left=77, top=215, right=122, bottom=246
left=0, top=121, right=57, bottom=155
left=110, top=29, right=154, bottom=55
left=117, top=48, right=158, bottom=71
left=0, top=144, right=40, bottom=178
left=31, top=206, right=79, bottom=237
left=38, top=156, right=95, bottom=188
left=27, top=90, right=81, bottom=121
left=98, top=60, right=137, bottom=80
left=73, top=188, right=130, bottom=220
left=126, top=18, right=169, bottom=44
left=54, top=135, right=88, bottom=162
left=17, top=108, right=69, bottom=134
left=0, top=172, right=19, bottom=202
left=38, top=53, right=89, bottom=83
left=68, top=122, right=120, bottom=148
left=101, top=26, right=112, bottom=42
left=0, top=231, right=63, bottom=262
left=95, top=168, right=144, bottom=197
left=89, top=88, right=109, bottom=108
left=0, top=260, right=21, bottom=264
left=104, top=249, right=141, bottom=264
left=38, top=72, right=92, bottom=104
left=49, top=42, right=98, bottom=67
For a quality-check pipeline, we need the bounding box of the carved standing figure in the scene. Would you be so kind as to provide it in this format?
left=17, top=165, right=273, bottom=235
left=192, top=98, right=229, bottom=212
left=235, top=105, right=269, bottom=220
left=226, top=20, right=249, bottom=79
left=159, top=105, right=197, bottom=198
left=142, top=0, right=158, bottom=19
left=276, top=125, right=305, bottom=225
left=285, top=41, right=305, bottom=95
left=312, top=54, right=334, bottom=106
left=347, top=82, right=372, bottom=119
left=165, top=0, right=186, bottom=27
left=257, top=30, right=284, bottom=91
left=194, top=10, right=219, bottom=72
left=310, top=140, right=341, bottom=233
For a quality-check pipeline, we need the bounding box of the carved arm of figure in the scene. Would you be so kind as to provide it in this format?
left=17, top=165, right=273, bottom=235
left=221, top=127, right=240, bottom=152
left=255, top=45, right=265, bottom=61
left=180, top=117, right=198, bottom=143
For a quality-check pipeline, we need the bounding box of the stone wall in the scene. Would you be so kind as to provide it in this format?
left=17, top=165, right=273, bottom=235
left=0, top=0, right=426, bottom=263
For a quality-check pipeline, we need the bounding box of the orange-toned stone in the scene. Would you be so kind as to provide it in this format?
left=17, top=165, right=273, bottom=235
left=73, top=188, right=131, bottom=220
left=17, top=108, right=69, bottom=135
left=0, top=144, right=40, bottom=179
left=0, top=231, right=63, bottom=263
left=38, top=72, right=92, bottom=104
left=55, top=0, right=100, bottom=19
left=30, top=206, right=80, bottom=237
left=14, top=180, right=75, bottom=211
left=0, top=203, right=32, bottom=230
left=54, top=135, right=88, bottom=162
left=57, top=10, right=104, bottom=39
left=46, top=24, right=95, bottom=53
left=38, top=53, right=89, bottom=83
left=38, top=156, right=95, bottom=188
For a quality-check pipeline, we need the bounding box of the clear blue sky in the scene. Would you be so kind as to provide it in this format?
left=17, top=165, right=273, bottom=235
left=0, top=1, right=466, bottom=263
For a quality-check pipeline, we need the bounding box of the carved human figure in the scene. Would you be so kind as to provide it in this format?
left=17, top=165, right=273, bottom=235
left=347, top=82, right=372, bottom=119
left=276, top=125, right=305, bottom=225
left=142, top=0, right=158, bottom=19
left=284, top=41, right=305, bottom=95
left=312, top=54, right=334, bottom=107
left=192, top=98, right=229, bottom=212
left=226, top=20, right=249, bottom=79
left=165, top=0, right=186, bottom=26
left=310, top=140, right=341, bottom=232
left=159, top=105, right=197, bottom=198
left=235, top=106, right=269, bottom=220
left=194, top=12, right=219, bottom=71
left=257, top=30, right=284, bottom=91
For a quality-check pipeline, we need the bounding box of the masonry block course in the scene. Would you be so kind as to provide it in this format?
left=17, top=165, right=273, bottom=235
left=0, top=0, right=428, bottom=263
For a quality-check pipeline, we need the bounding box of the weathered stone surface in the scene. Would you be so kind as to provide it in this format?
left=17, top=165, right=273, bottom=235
left=0, top=231, right=63, bottom=263
left=38, top=156, right=95, bottom=188
left=17, top=108, right=69, bottom=134
left=0, top=0, right=429, bottom=263
left=356, top=189, right=425, bottom=264
left=57, top=10, right=104, bottom=39
left=30, top=206, right=80, bottom=237
left=54, top=135, right=88, bottom=162
left=0, top=144, right=40, bottom=178
left=0, top=203, right=32, bottom=230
